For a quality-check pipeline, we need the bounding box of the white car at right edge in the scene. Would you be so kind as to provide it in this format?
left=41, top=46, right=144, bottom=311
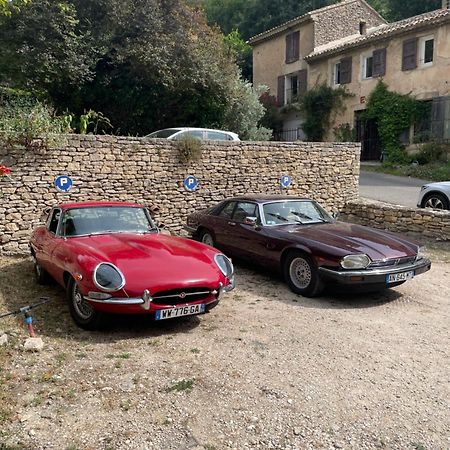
left=418, top=181, right=450, bottom=210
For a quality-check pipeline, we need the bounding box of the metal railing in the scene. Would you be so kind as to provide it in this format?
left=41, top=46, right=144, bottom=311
left=272, top=128, right=303, bottom=142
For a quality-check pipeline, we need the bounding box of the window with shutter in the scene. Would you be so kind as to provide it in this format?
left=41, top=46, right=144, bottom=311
left=285, top=31, right=300, bottom=63
left=340, top=57, right=352, bottom=84
left=402, top=38, right=418, bottom=71
left=277, top=76, right=285, bottom=106
left=372, top=48, right=386, bottom=77
left=419, top=35, right=434, bottom=66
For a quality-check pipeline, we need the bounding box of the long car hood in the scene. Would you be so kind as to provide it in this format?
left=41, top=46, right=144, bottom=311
left=282, top=221, right=418, bottom=261
left=70, top=233, right=222, bottom=293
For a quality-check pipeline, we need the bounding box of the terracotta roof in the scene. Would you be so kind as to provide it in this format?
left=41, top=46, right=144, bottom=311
left=247, top=0, right=385, bottom=45
left=305, top=8, right=450, bottom=61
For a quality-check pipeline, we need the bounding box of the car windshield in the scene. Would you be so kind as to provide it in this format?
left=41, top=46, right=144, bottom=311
left=146, top=129, right=180, bottom=138
left=62, top=207, right=156, bottom=237
left=262, top=201, right=332, bottom=225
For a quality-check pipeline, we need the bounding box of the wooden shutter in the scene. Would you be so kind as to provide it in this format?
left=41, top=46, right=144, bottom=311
left=340, top=57, right=352, bottom=84
left=373, top=48, right=386, bottom=77
left=402, top=38, right=417, bottom=71
left=298, top=69, right=307, bottom=95
left=277, top=76, right=285, bottom=106
left=285, top=31, right=300, bottom=63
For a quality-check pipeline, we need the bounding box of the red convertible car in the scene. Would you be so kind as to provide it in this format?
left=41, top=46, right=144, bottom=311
left=29, top=201, right=235, bottom=329
left=186, top=195, right=431, bottom=297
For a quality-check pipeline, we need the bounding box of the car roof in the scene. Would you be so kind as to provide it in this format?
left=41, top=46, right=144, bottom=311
left=225, top=194, right=311, bottom=204
left=58, top=201, right=144, bottom=210
left=147, top=127, right=239, bottom=138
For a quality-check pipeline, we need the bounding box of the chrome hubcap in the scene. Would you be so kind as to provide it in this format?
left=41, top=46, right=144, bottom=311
left=289, top=258, right=312, bottom=289
left=425, top=197, right=444, bottom=209
left=72, top=283, right=94, bottom=320
left=202, top=233, right=214, bottom=247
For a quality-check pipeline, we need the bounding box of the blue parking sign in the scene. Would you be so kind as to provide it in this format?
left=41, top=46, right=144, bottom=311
left=280, top=175, right=292, bottom=189
left=183, top=175, right=198, bottom=192
left=55, top=175, right=73, bottom=192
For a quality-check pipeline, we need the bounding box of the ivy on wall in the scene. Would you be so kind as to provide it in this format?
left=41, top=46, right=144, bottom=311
left=362, top=81, right=428, bottom=163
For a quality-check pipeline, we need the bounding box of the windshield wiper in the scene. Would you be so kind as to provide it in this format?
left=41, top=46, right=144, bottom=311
left=290, top=211, right=327, bottom=223
left=266, top=212, right=302, bottom=224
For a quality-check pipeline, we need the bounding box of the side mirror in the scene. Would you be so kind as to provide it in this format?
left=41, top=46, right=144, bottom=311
left=332, top=211, right=340, bottom=220
left=244, top=216, right=258, bottom=226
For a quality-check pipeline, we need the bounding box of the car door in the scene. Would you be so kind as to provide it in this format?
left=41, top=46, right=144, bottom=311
left=206, top=201, right=237, bottom=252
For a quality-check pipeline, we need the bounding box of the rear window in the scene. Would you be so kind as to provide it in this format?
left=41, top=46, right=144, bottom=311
left=206, top=131, right=232, bottom=140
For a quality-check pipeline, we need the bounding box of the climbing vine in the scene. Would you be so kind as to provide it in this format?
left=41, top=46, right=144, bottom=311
left=362, top=81, right=428, bottom=163
left=295, top=84, right=352, bottom=142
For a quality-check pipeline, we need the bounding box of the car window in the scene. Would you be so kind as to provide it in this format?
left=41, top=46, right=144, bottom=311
left=48, top=209, right=61, bottom=234
left=232, top=202, right=259, bottom=223
left=174, top=130, right=204, bottom=140
left=206, top=131, right=230, bottom=140
left=147, top=129, right=180, bottom=138
left=217, top=202, right=236, bottom=219
left=262, top=201, right=331, bottom=225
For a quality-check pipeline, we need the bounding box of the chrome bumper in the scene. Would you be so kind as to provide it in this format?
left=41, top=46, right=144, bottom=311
left=84, top=278, right=235, bottom=310
left=318, top=257, right=431, bottom=284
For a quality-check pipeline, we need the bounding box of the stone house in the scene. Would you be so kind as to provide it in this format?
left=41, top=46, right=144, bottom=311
left=249, top=0, right=450, bottom=160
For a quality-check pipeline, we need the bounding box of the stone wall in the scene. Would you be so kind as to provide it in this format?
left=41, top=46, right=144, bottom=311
left=0, top=135, right=361, bottom=254
left=341, top=199, right=450, bottom=240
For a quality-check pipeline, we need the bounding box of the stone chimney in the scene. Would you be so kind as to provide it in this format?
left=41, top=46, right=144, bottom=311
left=443, top=0, right=450, bottom=9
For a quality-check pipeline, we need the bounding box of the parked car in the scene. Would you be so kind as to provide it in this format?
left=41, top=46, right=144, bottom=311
left=145, top=127, right=240, bottom=141
left=29, top=201, right=235, bottom=329
left=186, top=195, right=431, bottom=297
left=417, top=181, right=450, bottom=210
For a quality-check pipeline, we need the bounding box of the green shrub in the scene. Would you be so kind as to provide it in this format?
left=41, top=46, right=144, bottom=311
left=414, top=143, right=448, bottom=165
left=176, top=135, right=203, bottom=164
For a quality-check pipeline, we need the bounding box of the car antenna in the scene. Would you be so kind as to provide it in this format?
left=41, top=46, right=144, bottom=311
left=0, top=297, right=51, bottom=337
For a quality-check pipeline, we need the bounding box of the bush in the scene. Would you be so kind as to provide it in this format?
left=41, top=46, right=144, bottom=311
left=414, top=143, right=448, bottom=165
left=176, top=135, right=202, bottom=164
left=0, top=95, right=70, bottom=150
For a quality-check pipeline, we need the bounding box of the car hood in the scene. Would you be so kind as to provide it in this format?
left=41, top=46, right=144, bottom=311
left=281, top=221, right=418, bottom=260
left=70, top=233, right=223, bottom=293
left=423, top=181, right=450, bottom=189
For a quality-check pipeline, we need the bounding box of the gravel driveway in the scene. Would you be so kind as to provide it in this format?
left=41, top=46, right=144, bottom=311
left=1, top=249, right=449, bottom=450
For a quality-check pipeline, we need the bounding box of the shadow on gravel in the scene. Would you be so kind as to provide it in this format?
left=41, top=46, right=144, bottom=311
left=0, top=257, right=202, bottom=342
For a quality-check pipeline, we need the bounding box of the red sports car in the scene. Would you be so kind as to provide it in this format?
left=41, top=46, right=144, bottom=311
left=186, top=195, right=431, bottom=297
left=29, top=201, right=235, bottom=329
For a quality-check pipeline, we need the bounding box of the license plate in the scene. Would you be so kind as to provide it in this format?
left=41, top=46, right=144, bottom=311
left=155, top=304, right=205, bottom=320
left=386, top=270, right=414, bottom=283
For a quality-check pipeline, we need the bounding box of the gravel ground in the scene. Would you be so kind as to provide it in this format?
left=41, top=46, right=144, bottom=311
left=0, top=249, right=449, bottom=450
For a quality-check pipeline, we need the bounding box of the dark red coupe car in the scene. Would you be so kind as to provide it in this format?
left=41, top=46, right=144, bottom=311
left=186, top=195, right=431, bottom=297
left=30, top=201, right=235, bottom=329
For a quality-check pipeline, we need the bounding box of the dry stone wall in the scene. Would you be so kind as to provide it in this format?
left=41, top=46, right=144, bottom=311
left=341, top=199, right=450, bottom=240
left=0, top=135, right=360, bottom=255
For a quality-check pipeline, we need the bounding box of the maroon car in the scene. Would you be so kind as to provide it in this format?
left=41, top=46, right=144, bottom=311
left=186, top=195, right=431, bottom=297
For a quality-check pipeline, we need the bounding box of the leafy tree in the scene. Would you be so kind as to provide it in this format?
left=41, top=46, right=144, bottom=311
left=224, top=30, right=252, bottom=80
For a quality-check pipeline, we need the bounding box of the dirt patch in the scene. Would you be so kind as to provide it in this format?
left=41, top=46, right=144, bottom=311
left=0, top=250, right=449, bottom=450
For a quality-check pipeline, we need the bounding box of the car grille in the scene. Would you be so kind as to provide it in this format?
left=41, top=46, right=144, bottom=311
left=368, top=256, right=417, bottom=269
left=151, top=287, right=213, bottom=305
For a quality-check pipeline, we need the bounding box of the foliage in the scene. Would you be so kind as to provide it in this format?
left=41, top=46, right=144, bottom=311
left=333, top=123, right=356, bottom=142
left=0, top=96, right=70, bottom=150
left=78, top=110, right=112, bottom=135
left=413, top=142, right=449, bottom=165
left=176, top=135, right=203, bottom=164
left=224, top=30, right=252, bottom=80
left=221, top=79, right=271, bottom=140
left=259, top=93, right=283, bottom=136
left=299, top=84, right=352, bottom=141
left=362, top=81, right=427, bottom=163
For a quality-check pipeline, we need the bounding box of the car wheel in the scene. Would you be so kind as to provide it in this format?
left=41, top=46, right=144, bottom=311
left=421, top=193, right=450, bottom=210
left=199, top=229, right=215, bottom=247
left=34, top=258, right=50, bottom=285
left=283, top=252, right=324, bottom=297
left=67, top=278, right=103, bottom=330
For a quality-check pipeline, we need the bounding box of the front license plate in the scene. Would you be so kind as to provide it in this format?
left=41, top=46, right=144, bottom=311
left=386, top=270, right=414, bottom=283
left=155, top=304, right=205, bottom=320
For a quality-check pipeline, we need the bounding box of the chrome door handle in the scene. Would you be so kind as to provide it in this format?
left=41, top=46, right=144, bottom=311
left=227, top=222, right=236, bottom=226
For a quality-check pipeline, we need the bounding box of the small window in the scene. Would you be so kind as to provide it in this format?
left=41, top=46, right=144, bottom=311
left=285, top=31, right=300, bottom=64
left=420, top=37, right=434, bottom=65
left=364, top=55, right=373, bottom=79
left=206, top=131, right=229, bottom=140
left=359, top=21, right=367, bottom=35
left=218, top=202, right=236, bottom=219
left=334, top=62, right=342, bottom=85
left=285, top=74, right=298, bottom=103
left=48, top=209, right=61, bottom=234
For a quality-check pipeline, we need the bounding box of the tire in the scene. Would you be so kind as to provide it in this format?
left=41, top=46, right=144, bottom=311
left=34, top=258, right=50, bottom=285
left=67, top=278, right=103, bottom=330
left=283, top=252, right=324, bottom=297
left=198, top=229, right=215, bottom=247
left=421, top=192, right=450, bottom=210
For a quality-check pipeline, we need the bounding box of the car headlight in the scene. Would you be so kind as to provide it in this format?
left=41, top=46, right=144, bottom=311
left=417, top=246, right=426, bottom=260
left=93, top=263, right=125, bottom=292
left=214, top=254, right=234, bottom=278
left=340, top=254, right=371, bottom=269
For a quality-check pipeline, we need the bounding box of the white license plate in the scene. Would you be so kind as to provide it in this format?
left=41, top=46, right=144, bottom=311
left=386, top=270, right=414, bottom=283
left=155, top=304, right=205, bottom=320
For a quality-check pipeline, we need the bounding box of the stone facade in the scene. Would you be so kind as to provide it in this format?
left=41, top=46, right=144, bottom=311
left=341, top=198, right=450, bottom=240
left=0, top=135, right=361, bottom=255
